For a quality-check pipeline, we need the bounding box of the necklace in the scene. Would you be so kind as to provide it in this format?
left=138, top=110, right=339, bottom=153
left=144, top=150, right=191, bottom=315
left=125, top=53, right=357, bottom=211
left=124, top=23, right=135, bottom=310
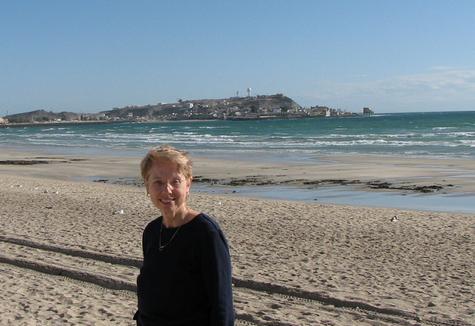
left=158, top=220, right=181, bottom=251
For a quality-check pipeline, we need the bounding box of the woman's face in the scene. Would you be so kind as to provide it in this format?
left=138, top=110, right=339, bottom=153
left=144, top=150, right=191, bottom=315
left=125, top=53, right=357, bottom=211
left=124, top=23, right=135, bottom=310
left=146, top=158, right=191, bottom=217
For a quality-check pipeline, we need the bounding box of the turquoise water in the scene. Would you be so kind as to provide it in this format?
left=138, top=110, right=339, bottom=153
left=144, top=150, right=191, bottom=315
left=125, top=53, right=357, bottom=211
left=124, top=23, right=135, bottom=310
left=1, top=111, right=474, bottom=159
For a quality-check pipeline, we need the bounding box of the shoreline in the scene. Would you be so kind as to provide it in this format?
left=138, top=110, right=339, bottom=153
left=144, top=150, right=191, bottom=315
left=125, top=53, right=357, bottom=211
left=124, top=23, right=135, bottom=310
left=0, top=119, right=124, bottom=129
left=1, top=146, right=474, bottom=213
left=86, top=173, right=475, bottom=214
left=0, top=114, right=362, bottom=128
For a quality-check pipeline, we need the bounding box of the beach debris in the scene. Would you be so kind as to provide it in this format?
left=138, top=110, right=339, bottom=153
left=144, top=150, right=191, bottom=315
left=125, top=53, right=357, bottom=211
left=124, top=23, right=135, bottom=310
left=367, top=180, right=444, bottom=193
left=217, top=201, right=222, bottom=205
left=391, top=216, right=399, bottom=222
left=11, top=184, right=23, bottom=188
left=42, top=189, right=59, bottom=194
left=113, top=209, right=124, bottom=215
left=45, top=206, right=53, bottom=209
left=0, top=159, right=49, bottom=165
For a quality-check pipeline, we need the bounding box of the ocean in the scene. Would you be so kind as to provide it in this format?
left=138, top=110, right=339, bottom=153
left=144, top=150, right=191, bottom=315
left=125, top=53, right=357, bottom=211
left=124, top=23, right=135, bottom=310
left=1, top=111, right=474, bottom=160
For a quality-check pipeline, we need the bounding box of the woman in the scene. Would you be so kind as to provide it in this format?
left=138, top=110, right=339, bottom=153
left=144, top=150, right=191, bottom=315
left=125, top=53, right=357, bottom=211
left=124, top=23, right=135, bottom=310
left=134, top=145, right=234, bottom=326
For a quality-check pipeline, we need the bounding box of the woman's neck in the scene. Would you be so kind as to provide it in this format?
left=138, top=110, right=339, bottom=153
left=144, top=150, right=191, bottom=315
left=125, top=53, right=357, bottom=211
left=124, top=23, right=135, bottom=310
left=162, top=208, right=198, bottom=228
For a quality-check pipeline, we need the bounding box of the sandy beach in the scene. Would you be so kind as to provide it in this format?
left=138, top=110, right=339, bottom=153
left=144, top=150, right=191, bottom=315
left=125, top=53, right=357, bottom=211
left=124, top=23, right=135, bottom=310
left=0, top=148, right=474, bottom=325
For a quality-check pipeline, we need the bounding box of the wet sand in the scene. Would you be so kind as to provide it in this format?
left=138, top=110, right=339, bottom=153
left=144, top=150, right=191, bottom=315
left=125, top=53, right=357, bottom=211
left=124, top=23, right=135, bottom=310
left=1, top=147, right=475, bottom=194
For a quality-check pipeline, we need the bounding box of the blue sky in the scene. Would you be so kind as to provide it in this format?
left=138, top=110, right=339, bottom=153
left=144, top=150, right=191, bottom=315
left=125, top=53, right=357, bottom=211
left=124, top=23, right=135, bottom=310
left=1, top=0, right=474, bottom=114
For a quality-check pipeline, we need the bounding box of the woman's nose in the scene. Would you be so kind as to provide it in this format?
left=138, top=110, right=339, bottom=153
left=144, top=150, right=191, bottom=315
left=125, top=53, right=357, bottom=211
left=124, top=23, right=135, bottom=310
left=164, top=182, right=173, bottom=193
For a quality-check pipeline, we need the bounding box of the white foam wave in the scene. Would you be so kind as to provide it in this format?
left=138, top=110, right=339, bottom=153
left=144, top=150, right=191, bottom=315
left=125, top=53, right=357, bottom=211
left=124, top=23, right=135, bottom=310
left=432, top=127, right=456, bottom=131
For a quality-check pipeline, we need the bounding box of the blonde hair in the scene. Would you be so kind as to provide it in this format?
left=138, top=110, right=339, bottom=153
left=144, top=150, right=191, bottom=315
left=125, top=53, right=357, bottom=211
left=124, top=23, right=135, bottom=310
left=140, top=145, right=193, bottom=181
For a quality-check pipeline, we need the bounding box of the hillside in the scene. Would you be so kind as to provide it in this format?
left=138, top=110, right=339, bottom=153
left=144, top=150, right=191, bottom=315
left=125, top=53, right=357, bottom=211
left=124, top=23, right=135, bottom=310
left=3, top=94, right=357, bottom=124
left=5, top=110, right=80, bottom=124
left=101, top=94, right=303, bottom=120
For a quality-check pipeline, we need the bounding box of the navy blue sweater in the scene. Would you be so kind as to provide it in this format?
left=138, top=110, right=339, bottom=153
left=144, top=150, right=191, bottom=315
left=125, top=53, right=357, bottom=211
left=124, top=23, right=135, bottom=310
left=135, top=213, right=234, bottom=326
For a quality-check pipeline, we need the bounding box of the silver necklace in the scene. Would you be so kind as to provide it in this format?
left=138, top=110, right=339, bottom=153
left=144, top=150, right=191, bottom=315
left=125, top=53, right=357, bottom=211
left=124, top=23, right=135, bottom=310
left=158, top=220, right=181, bottom=251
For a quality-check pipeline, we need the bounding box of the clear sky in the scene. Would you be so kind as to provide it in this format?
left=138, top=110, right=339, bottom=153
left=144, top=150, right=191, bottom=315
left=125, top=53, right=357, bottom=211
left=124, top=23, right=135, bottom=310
left=1, top=0, right=474, bottom=115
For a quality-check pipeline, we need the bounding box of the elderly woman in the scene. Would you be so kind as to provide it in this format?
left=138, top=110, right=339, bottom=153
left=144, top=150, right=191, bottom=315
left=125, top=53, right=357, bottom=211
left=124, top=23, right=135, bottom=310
left=134, top=145, right=234, bottom=326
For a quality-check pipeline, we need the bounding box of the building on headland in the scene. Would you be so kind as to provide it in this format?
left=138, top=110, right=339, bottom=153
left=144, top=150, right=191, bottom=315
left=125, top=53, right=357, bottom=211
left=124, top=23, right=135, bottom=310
left=304, top=106, right=356, bottom=117
left=305, top=106, right=331, bottom=117
left=80, top=113, right=107, bottom=121
left=0, top=117, right=8, bottom=124
left=363, top=107, right=374, bottom=116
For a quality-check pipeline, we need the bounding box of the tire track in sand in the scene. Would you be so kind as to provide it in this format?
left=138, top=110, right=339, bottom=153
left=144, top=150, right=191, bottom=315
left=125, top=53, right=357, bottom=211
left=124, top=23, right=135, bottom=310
left=1, top=234, right=471, bottom=326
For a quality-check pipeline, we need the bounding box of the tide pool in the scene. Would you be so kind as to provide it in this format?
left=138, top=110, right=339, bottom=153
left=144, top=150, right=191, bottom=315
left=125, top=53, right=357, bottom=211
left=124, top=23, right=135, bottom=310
left=194, top=184, right=475, bottom=214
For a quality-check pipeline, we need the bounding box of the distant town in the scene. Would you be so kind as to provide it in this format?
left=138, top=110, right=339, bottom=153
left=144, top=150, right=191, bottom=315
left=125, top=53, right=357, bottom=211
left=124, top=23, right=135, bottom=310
left=0, top=93, right=374, bottom=125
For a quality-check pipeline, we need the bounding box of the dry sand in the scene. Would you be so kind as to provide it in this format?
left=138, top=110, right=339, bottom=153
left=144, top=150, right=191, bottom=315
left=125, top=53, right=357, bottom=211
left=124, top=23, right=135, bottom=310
left=0, top=148, right=474, bottom=325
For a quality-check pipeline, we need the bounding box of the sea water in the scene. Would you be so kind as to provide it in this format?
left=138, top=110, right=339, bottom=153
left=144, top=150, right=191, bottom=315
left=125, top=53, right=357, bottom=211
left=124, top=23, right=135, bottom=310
left=1, top=111, right=475, bottom=159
